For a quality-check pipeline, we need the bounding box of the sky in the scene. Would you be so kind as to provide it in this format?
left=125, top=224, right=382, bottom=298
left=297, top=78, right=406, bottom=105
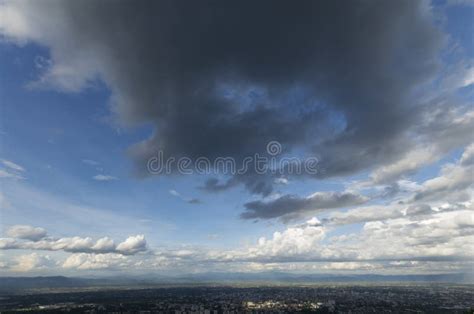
left=0, top=0, right=473, bottom=277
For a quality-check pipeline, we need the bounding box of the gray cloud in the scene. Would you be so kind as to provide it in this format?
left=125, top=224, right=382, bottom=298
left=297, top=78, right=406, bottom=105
left=241, top=191, right=368, bottom=221
left=201, top=174, right=274, bottom=197
left=6, top=225, right=47, bottom=241
left=0, top=0, right=446, bottom=195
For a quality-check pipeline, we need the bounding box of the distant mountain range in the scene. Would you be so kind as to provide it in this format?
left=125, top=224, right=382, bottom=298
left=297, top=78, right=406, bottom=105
left=173, top=272, right=474, bottom=284
left=1, top=272, right=472, bottom=292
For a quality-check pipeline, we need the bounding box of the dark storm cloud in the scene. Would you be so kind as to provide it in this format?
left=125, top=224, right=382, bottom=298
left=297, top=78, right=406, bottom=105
left=241, top=191, right=368, bottom=221
left=3, top=0, right=443, bottom=194
left=201, top=173, right=275, bottom=196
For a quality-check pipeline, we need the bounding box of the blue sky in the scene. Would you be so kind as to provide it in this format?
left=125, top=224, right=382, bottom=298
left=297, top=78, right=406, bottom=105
left=0, top=0, right=473, bottom=276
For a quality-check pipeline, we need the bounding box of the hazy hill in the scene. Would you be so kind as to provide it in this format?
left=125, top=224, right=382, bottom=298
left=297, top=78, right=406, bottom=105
left=1, top=272, right=472, bottom=292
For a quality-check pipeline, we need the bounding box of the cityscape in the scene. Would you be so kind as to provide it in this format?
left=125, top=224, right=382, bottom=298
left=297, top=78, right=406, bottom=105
left=1, top=281, right=473, bottom=313
left=0, top=0, right=473, bottom=312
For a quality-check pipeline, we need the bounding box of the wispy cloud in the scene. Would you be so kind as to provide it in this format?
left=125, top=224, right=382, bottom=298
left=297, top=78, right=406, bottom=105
left=82, top=159, right=100, bottom=166
left=0, top=159, right=25, bottom=180
left=0, top=169, right=24, bottom=180
left=93, top=174, right=118, bottom=181
left=169, top=189, right=201, bottom=205
left=1, top=159, right=25, bottom=172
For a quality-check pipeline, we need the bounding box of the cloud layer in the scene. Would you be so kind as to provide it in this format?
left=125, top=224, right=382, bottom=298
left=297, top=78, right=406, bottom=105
left=0, top=0, right=448, bottom=196
left=0, top=0, right=472, bottom=276
left=0, top=228, right=147, bottom=255
left=242, top=191, right=368, bottom=221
